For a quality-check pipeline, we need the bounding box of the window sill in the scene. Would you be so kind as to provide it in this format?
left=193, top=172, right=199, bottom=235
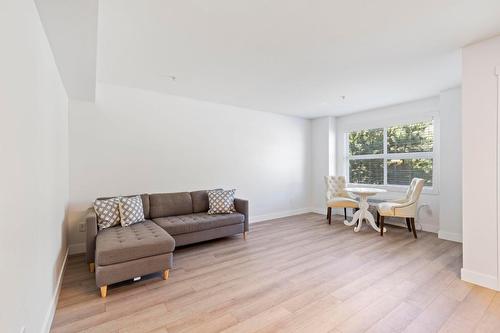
left=346, top=183, right=439, bottom=196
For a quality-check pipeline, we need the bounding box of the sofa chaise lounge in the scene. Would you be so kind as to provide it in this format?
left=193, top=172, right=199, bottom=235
left=86, top=190, right=249, bottom=297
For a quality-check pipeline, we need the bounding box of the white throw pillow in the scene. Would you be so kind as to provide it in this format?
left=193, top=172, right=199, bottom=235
left=119, top=196, right=145, bottom=227
left=94, top=197, right=121, bottom=230
left=207, top=189, right=236, bottom=214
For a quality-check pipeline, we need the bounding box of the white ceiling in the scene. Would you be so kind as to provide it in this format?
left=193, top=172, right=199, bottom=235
left=97, top=0, right=500, bottom=118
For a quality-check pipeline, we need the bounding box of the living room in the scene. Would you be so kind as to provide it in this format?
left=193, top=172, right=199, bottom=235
left=2, top=1, right=500, bottom=332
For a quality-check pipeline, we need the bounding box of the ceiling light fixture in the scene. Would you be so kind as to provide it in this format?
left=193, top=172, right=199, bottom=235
left=160, top=74, right=177, bottom=81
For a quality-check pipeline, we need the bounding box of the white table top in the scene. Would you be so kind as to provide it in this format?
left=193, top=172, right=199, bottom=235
left=345, top=187, right=387, bottom=195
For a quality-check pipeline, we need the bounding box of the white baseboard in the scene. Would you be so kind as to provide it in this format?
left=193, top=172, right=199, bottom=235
left=461, top=268, right=499, bottom=291
left=417, top=223, right=439, bottom=233
left=67, top=209, right=444, bottom=253
left=310, top=207, right=326, bottom=215
left=438, top=230, right=462, bottom=243
left=68, top=242, right=86, bottom=255
left=41, top=247, right=69, bottom=333
left=250, top=208, right=312, bottom=223
left=67, top=209, right=315, bottom=252
left=308, top=209, right=439, bottom=234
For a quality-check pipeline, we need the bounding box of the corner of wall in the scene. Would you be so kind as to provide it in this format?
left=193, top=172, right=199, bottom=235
left=41, top=248, right=69, bottom=333
left=461, top=268, right=499, bottom=291
left=438, top=230, right=462, bottom=243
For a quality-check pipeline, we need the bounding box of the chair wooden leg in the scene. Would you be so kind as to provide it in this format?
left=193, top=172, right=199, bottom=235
left=405, top=218, right=412, bottom=232
left=89, top=263, right=95, bottom=273
left=344, top=208, right=347, bottom=221
left=376, top=212, right=380, bottom=227
left=100, top=285, right=107, bottom=298
left=163, top=269, right=169, bottom=280
left=380, top=216, right=385, bottom=236
left=327, top=207, right=332, bottom=224
left=411, top=218, right=417, bottom=239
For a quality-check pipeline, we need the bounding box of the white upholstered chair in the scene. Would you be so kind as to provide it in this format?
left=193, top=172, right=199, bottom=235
left=377, top=178, right=425, bottom=238
left=325, top=176, right=359, bottom=225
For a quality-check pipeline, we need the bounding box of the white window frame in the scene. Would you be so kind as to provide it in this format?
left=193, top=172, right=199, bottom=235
left=344, top=115, right=439, bottom=194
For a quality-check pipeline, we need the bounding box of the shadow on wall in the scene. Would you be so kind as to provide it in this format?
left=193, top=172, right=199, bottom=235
left=67, top=202, right=93, bottom=254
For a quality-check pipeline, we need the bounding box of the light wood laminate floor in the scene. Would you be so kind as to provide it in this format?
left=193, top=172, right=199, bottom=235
left=51, top=213, right=500, bottom=333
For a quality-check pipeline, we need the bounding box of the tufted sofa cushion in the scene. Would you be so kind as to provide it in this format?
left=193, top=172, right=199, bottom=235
left=153, top=212, right=245, bottom=236
left=95, top=220, right=175, bottom=266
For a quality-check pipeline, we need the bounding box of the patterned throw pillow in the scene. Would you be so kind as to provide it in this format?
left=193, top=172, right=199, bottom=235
left=208, top=189, right=236, bottom=214
left=119, top=196, right=145, bottom=227
left=94, top=197, right=121, bottom=230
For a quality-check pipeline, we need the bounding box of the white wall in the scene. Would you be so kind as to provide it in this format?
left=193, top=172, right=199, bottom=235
left=310, top=93, right=463, bottom=238
left=439, top=87, right=462, bottom=242
left=334, top=97, right=441, bottom=232
left=461, top=35, right=500, bottom=290
left=311, top=117, right=335, bottom=211
left=34, top=0, right=98, bottom=101
left=0, top=1, right=69, bottom=332
left=67, top=83, right=312, bottom=248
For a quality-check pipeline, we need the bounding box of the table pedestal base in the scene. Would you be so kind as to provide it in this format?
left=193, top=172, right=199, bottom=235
left=344, top=194, right=386, bottom=233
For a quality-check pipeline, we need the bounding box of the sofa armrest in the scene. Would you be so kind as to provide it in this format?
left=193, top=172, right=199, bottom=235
left=86, top=210, right=98, bottom=264
left=234, top=198, right=249, bottom=232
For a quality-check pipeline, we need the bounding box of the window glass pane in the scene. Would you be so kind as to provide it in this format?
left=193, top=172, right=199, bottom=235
left=349, top=159, right=384, bottom=185
left=348, top=128, right=384, bottom=156
left=387, top=159, right=433, bottom=186
left=387, top=121, right=433, bottom=153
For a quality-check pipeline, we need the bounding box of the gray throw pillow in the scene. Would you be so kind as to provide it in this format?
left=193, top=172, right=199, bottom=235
left=208, top=189, right=236, bottom=214
left=119, top=196, right=145, bottom=227
left=94, top=197, right=121, bottom=230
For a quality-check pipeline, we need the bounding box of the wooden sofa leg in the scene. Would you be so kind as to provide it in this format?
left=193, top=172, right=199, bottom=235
left=163, top=270, right=170, bottom=280
left=243, top=231, right=248, bottom=240
left=327, top=207, right=332, bottom=224
left=100, top=285, right=107, bottom=298
left=89, top=263, right=95, bottom=273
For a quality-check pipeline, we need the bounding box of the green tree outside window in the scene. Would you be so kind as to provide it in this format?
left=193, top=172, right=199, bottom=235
left=347, top=121, right=433, bottom=186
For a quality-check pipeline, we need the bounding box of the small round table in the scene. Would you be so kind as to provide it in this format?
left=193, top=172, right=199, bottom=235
left=344, top=187, right=387, bottom=233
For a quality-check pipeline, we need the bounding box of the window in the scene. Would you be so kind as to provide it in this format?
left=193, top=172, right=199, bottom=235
left=346, top=120, right=434, bottom=187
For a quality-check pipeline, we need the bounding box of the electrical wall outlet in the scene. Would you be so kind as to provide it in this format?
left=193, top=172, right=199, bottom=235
left=79, top=223, right=86, bottom=232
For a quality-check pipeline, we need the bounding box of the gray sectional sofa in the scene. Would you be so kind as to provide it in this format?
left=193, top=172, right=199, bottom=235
left=86, top=190, right=249, bottom=297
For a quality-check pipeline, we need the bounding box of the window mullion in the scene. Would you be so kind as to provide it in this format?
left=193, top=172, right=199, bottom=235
left=386, top=152, right=433, bottom=159
left=383, top=128, right=388, bottom=185
left=345, top=132, right=349, bottom=183
left=348, top=154, right=384, bottom=160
